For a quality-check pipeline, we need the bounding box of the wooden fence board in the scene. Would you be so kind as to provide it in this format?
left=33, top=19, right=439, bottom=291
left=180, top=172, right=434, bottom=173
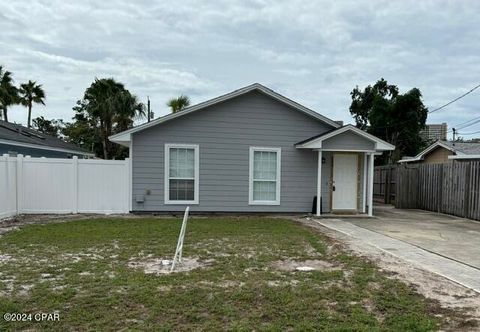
left=391, top=161, right=480, bottom=221
left=373, top=165, right=396, bottom=204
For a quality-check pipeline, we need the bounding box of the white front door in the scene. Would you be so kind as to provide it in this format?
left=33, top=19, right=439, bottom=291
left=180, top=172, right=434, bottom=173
left=332, top=153, right=358, bottom=211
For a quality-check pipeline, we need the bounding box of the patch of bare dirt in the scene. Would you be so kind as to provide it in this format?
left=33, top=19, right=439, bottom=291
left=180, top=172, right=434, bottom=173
left=295, top=217, right=480, bottom=327
left=198, top=280, right=246, bottom=288
left=0, top=254, right=15, bottom=263
left=271, top=259, right=341, bottom=272
left=0, top=213, right=142, bottom=236
left=127, top=256, right=214, bottom=275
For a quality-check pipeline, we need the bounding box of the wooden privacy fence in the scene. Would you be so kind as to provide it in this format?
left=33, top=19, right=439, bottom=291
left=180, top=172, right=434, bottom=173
left=395, top=161, right=480, bottom=221
left=373, top=165, right=396, bottom=204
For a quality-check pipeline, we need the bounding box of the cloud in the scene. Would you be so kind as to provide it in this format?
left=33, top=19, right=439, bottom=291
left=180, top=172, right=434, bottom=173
left=1, top=0, right=479, bottom=137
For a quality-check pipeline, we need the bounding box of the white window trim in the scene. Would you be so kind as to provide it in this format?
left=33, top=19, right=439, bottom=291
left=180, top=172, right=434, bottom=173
left=249, top=147, right=281, bottom=205
left=164, top=143, right=199, bottom=205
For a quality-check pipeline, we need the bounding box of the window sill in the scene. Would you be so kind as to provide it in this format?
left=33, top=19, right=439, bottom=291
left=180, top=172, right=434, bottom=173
left=164, top=200, right=199, bottom=205
left=248, top=201, right=280, bottom=206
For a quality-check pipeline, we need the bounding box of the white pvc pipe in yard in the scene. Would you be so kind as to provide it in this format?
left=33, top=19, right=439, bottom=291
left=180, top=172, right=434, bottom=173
left=171, top=207, right=190, bottom=272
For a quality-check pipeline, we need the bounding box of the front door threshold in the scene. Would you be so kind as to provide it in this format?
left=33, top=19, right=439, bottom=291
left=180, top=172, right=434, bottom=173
left=312, top=213, right=374, bottom=219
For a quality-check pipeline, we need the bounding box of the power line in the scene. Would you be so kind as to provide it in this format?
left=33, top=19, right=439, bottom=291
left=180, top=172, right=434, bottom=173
left=458, top=129, right=480, bottom=136
left=460, top=120, right=480, bottom=130
left=449, top=118, right=480, bottom=135
left=428, top=84, right=480, bottom=114
left=454, top=115, right=480, bottom=128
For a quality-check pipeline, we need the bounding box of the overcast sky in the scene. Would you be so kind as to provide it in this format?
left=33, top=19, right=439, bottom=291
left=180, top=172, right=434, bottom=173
left=1, top=0, right=479, bottom=139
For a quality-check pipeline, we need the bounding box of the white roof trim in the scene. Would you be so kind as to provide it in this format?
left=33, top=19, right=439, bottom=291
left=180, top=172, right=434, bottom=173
left=295, top=124, right=395, bottom=151
left=398, top=141, right=458, bottom=163
left=0, top=138, right=95, bottom=156
left=397, top=157, right=420, bottom=163
left=109, top=83, right=340, bottom=143
left=448, top=154, right=480, bottom=160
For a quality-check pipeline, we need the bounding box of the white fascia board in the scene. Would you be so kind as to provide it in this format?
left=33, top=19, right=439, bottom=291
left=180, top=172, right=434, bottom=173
left=296, top=125, right=395, bottom=151
left=398, top=157, right=420, bottom=163
left=109, top=132, right=131, bottom=147
left=402, top=141, right=458, bottom=163
left=448, top=154, right=480, bottom=160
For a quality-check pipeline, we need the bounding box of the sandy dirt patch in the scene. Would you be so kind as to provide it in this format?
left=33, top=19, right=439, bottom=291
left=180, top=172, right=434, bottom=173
left=0, top=254, right=15, bottom=263
left=271, top=259, right=340, bottom=272
left=128, top=257, right=214, bottom=275
left=295, top=217, right=480, bottom=325
left=0, top=213, right=144, bottom=237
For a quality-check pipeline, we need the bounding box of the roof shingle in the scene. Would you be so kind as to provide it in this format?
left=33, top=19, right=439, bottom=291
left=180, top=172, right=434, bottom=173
left=0, top=120, right=91, bottom=154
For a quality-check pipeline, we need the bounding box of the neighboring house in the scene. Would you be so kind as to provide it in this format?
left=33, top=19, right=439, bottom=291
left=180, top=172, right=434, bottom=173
left=420, top=123, right=447, bottom=142
left=0, top=120, right=94, bottom=159
left=110, top=83, right=394, bottom=216
left=398, top=140, right=480, bottom=164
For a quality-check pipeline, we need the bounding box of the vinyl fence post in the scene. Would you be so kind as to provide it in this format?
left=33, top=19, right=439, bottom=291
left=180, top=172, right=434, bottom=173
left=2, top=154, right=9, bottom=216
left=72, top=156, right=78, bottom=214
left=125, top=158, right=130, bottom=213
left=16, top=154, right=23, bottom=214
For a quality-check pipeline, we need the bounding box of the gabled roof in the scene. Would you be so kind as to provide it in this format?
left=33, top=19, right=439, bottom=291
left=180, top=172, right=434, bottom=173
left=295, top=124, right=395, bottom=151
left=109, top=83, right=341, bottom=145
left=442, top=141, right=480, bottom=155
left=398, top=140, right=480, bottom=163
left=0, top=120, right=94, bottom=156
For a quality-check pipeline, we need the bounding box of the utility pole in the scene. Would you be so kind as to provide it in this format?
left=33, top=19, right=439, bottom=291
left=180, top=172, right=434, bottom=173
left=147, top=96, right=151, bottom=123
left=452, top=128, right=456, bottom=141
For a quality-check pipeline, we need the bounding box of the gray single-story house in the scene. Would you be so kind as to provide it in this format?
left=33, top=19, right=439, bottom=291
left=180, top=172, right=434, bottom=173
left=0, top=120, right=94, bottom=158
left=110, top=83, right=394, bottom=216
left=398, top=140, right=480, bottom=164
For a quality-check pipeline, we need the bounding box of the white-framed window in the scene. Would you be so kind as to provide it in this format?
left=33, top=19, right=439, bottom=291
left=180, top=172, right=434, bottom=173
left=164, top=144, right=199, bottom=204
left=249, top=147, right=281, bottom=205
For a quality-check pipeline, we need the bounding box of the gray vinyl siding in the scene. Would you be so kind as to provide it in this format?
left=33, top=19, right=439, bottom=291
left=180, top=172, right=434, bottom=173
left=322, top=131, right=375, bottom=150
left=132, top=90, right=334, bottom=213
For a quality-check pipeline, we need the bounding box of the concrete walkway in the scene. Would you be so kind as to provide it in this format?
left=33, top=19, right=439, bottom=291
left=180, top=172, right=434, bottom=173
left=314, top=218, right=480, bottom=293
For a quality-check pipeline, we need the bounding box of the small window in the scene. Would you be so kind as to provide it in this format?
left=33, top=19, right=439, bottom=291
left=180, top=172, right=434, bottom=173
left=165, top=144, right=199, bottom=204
left=249, top=147, right=281, bottom=205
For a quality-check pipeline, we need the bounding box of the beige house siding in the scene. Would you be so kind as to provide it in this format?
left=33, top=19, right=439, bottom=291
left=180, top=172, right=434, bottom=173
left=422, top=146, right=454, bottom=164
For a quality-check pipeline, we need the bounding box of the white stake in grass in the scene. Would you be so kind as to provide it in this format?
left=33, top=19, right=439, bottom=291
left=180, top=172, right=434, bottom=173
left=171, top=207, right=190, bottom=272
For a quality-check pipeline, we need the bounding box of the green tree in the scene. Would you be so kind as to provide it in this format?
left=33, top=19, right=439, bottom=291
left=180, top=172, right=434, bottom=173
left=167, top=95, right=190, bottom=113
left=0, top=66, right=19, bottom=122
left=32, top=116, right=65, bottom=138
left=350, top=78, right=428, bottom=163
left=19, top=80, right=46, bottom=128
left=69, top=78, right=145, bottom=159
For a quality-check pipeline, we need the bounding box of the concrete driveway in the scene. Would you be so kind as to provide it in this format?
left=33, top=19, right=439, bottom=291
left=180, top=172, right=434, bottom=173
left=349, top=205, right=480, bottom=269
left=313, top=204, right=480, bottom=293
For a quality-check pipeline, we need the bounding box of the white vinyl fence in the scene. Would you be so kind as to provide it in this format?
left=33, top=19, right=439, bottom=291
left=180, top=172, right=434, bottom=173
left=1, top=154, right=130, bottom=219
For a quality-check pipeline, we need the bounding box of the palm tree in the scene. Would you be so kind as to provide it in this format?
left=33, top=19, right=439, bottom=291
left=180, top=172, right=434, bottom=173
left=167, top=95, right=190, bottom=113
left=83, top=78, right=145, bottom=159
left=113, top=91, right=145, bottom=132
left=0, top=66, right=19, bottom=122
left=19, top=80, right=46, bottom=128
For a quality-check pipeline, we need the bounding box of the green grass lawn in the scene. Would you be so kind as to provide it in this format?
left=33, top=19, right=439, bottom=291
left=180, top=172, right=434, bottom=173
left=0, top=217, right=467, bottom=331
